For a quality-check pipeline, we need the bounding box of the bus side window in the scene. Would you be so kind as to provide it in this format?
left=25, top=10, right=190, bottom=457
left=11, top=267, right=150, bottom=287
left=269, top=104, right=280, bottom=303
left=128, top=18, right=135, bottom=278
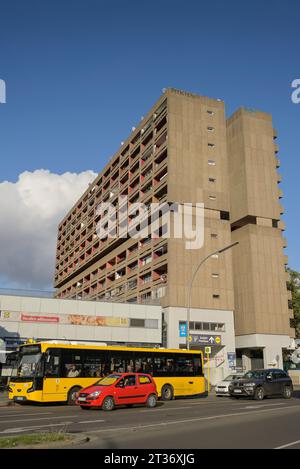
left=44, top=349, right=60, bottom=378
left=194, top=357, right=202, bottom=376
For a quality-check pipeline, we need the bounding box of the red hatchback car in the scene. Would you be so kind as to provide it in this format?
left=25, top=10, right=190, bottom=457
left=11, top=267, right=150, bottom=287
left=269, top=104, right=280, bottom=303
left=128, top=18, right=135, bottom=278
left=76, top=372, right=158, bottom=411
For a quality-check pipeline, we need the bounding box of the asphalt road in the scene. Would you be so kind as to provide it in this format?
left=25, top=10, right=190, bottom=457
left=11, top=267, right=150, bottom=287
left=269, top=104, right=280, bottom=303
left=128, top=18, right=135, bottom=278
left=1, top=392, right=300, bottom=449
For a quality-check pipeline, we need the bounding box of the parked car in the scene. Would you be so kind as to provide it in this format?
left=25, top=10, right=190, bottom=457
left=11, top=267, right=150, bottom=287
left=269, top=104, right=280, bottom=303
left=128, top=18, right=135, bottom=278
left=76, top=372, right=158, bottom=411
left=228, top=369, right=293, bottom=400
left=215, top=374, right=244, bottom=396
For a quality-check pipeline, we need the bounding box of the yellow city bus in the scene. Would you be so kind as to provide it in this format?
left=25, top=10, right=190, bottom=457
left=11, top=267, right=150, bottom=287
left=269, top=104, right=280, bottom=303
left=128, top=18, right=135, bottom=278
left=8, top=341, right=205, bottom=404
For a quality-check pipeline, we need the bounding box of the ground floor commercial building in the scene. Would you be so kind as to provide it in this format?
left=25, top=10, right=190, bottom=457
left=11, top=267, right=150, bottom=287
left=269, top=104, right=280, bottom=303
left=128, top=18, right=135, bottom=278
left=0, top=292, right=297, bottom=386
left=0, top=294, right=162, bottom=355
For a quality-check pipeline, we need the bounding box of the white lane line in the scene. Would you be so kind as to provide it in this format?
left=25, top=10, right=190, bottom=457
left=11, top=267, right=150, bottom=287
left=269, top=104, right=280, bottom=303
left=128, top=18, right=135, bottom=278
left=139, top=406, right=192, bottom=413
left=0, top=415, right=73, bottom=424
left=87, top=404, right=300, bottom=435
left=0, top=412, right=52, bottom=418
left=0, top=422, right=73, bottom=434
left=78, top=419, right=105, bottom=424
left=275, top=439, right=300, bottom=449
left=242, top=403, right=290, bottom=409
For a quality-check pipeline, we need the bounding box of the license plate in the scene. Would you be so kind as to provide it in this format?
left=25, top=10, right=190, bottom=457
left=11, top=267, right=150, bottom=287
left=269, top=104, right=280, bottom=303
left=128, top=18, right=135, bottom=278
left=15, top=396, right=25, bottom=401
left=234, top=389, right=242, bottom=393
left=78, top=397, right=86, bottom=401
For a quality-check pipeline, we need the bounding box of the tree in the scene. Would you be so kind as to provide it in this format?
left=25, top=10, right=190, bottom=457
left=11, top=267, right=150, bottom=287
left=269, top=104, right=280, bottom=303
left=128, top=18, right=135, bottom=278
left=287, top=268, right=300, bottom=338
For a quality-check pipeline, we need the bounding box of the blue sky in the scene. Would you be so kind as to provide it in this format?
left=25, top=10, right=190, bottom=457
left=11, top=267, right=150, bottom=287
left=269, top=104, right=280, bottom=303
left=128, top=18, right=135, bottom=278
left=0, top=0, right=300, bottom=278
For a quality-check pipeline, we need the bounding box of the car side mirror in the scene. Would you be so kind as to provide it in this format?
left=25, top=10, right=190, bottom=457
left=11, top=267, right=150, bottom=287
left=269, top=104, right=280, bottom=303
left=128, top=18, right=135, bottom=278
left=266, top=374, right=272, bottom=381
left=116, top=381, right=124, bottom=388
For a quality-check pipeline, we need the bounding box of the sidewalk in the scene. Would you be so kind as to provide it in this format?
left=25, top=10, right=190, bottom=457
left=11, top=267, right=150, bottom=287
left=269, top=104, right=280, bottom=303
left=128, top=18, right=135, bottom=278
left=0, top=391, right=14, bottom=407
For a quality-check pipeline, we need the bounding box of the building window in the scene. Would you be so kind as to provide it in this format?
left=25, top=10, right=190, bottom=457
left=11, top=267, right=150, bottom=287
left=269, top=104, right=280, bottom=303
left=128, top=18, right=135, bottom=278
left=208, top=143, right=215, bottom=148
left=207, top=110, right=214, bottom=115
left=213, top=294, right=220, bottom=299
left=209, top=177, right=216, bottom=183
left=220, top=211, right=230, bottom=220
left=212, top=273, right=219, bottom=278
left=211, top=233, right=218, bottom=239
left=130, top=318, right=145, bottom=327
left=209, top=195, right=216, bottom=200
left=145, top=319, right=159, bottom=329
left=208, top=160, right=216, bottom=166
left=207, top=127, right=215, bottom=132
left=211, top=323, right=225, bottom=332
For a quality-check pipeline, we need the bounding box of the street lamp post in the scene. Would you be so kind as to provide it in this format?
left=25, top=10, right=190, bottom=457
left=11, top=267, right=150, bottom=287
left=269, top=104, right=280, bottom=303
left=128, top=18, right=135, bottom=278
left=186, top=241, right=239, bottom=349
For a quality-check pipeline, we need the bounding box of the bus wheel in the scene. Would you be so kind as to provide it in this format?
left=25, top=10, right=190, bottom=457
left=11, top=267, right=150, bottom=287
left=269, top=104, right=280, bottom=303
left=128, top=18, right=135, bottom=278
left=67, top=386, right=81, bottom=405
left=161, top=384, right=173, bottom=401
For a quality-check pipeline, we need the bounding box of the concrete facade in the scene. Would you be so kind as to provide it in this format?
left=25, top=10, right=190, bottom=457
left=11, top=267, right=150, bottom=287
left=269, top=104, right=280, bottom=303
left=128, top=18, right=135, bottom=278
left=52, top=88, right=294, bottom=375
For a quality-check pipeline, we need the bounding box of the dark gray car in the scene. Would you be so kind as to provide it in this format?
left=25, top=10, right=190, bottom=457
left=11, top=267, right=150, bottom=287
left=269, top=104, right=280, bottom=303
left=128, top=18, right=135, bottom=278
left=228, top=368, right=293, bottom=400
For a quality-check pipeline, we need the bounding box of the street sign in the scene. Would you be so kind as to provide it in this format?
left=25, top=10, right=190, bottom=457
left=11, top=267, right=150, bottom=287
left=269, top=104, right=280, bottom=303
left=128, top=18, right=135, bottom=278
left=227, top=352, right=236, bottom=368
left=188, top=336, right=192, bottom=342
left=205, top=346, right=211, bottom=354
left=190, top=334, right=222, bottom=346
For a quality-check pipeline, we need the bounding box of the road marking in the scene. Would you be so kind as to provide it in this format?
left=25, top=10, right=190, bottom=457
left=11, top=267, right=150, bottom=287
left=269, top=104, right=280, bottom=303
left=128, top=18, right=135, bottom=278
left=242, top=403, right=289, bottom=409
left=275, top=439, right=300, bottom=449
left=0, top=422, right=73, bottom=434
left=0, top=412, right=52, bottom=418
left=0, top=415, right=72, bottom=424
left=87, top=404, right=300, bottom=435
left=139, top=406, right=192, bottom=413
left=78, top=419, right=105, bottom=424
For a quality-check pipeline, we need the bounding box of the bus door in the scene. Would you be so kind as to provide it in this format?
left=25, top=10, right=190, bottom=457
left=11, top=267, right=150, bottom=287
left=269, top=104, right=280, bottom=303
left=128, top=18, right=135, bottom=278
left=43, top=348, right=65, bottom=401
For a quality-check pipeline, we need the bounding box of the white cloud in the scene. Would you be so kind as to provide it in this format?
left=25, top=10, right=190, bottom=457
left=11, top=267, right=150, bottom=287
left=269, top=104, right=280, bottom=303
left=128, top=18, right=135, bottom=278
left=0, top=169, right=97, bottom=290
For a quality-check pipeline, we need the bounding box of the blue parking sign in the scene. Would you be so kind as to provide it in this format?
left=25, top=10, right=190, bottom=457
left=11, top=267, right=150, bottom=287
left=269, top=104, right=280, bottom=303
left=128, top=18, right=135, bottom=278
left=179, top=322, right=187, bottom=337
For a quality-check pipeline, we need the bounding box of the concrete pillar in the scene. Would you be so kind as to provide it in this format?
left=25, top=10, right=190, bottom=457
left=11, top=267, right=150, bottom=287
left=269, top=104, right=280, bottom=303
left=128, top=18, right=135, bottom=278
left=242, top=350, right=252, bottom=371
left=263, top=346, right=283, bottom=369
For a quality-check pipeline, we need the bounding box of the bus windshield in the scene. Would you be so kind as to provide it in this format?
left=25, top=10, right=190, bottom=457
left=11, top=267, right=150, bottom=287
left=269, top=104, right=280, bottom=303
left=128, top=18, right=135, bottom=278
left=11, top=352, right=43, bottom=381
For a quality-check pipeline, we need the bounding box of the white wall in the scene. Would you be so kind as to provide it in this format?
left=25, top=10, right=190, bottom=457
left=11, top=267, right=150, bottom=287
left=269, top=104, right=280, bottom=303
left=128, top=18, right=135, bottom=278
left=235, top=334, right=291, bottom=369
left=0, top=295, right=162, bottom=345
left=163, top=306, right=236, bottom=385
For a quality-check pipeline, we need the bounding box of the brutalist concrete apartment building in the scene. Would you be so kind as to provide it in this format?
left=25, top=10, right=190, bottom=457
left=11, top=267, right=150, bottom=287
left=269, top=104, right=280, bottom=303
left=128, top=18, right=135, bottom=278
left=54, top=88, right=294, bottom=373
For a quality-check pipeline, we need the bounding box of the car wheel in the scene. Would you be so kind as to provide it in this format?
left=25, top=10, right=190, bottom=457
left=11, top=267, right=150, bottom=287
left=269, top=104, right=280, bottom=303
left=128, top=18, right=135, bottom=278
left=254, top=387, right=264, bottom=401
left=80, top=405, right=91, bottom=410
left=283, top=386, right=292, bottom=399
left=102, top=396, right=115, bottom=411
left=161, top=384, right=173, bottom=401
left=67, top=386, right=81, bottom=405
left=146, top=394, right=157, bottom=408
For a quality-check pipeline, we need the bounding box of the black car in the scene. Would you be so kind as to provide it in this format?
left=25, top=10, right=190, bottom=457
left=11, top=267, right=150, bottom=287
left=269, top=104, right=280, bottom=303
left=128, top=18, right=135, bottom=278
left=228, top=369, right=293, bottom=400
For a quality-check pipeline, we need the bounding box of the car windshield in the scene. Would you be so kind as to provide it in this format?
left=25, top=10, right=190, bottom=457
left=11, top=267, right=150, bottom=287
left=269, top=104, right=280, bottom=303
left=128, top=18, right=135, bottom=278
left=243, top=370, right=266, bottom=379
left=224, top=375, right=241, bottom=381
left=94, top=374, right=121, bottom=386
